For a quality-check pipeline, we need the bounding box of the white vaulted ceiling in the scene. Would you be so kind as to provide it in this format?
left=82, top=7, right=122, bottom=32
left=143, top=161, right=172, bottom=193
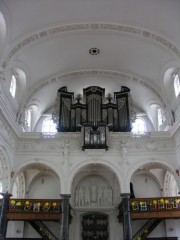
left=0, top=0, right=180, bottom=131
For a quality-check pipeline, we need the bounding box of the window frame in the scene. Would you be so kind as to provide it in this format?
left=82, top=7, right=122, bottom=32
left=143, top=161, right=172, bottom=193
left=131, top=117, right=146, bottom=134
left=9, top=74, right=17, bottom=98
left=173, top=71, right=180, bottom=97
left=42, top=117, right=57, bottom=133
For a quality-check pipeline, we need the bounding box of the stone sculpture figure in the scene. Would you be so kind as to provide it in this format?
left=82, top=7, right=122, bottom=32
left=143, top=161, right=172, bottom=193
left=91, top=182, right=97, bottom=202
left=84, top=186, right=90, bottom=206
left=79, top=186, right=84, bottom=206
left=108, top=187, right=113, bottom=206
left=75, top=186, right=80, bottom=206
left=104, top=186, right=109, bottom=206
left=98, top=186, right=103, bottom=206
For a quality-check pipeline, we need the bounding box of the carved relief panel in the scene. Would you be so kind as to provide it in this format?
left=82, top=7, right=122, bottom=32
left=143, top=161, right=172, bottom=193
left=74, top=176, right=113, bottom=207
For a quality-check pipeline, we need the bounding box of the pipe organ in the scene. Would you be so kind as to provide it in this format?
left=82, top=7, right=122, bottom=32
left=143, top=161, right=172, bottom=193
left=53, top=86, right=131, bottom=150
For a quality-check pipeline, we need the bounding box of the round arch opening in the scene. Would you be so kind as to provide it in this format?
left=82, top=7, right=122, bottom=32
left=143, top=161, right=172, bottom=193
left=70, top=163, right=121, bottom=208
left=12, top=163, right=61, bottom=199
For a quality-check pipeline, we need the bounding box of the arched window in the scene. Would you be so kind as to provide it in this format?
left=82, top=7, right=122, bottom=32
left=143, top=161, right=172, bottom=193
left=25, top=109, right=32, bottom=128
left=157, top=107, right=166, bottom=131
left=174, top=72, right=180, bottom=97
left=9, top=74, right=16, bottom=98
left=157, top=108, right=163, bottom=126
left=131, top=118, right=146, bottom=133
left=42, top=118, right=57, bottom=133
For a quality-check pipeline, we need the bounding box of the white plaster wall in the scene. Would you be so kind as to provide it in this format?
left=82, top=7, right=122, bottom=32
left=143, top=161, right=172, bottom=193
left=28, top=174, right=60, bottom=199
left=165, top=219, right=178, bottom=238
left=131, top=174, right=161, bottom=198
left=6, top=221, right=24, bottom=238
left=175, top=219, right=180, bottom=240
left=3, top=131, right=179, bottom=239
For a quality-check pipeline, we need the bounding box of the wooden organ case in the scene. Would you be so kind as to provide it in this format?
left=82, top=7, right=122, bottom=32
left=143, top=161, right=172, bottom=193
left=55, top=86, right=131, bottom=150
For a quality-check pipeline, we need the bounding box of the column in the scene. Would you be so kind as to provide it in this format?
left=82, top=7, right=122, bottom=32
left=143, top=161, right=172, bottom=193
left=0, top=192, right=12, bottom=240
left=60, top=194, right=71, bottom=240
left=121, top=193, right=132, bottom=240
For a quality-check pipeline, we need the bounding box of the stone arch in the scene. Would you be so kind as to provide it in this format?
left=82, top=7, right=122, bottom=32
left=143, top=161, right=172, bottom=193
left=16, top=69, right=169, bottom=131
left=26, top=69, right=166, bottom=110
left=68, top=161, right=123, bottom=207
left=0, top=0, right=10, bottom=58
left=164, top=171, right=180, bottom=196
left=0, top=145, right=11, bottom=192
left=69, top=160, right=123, bottom=193
left=126, top=159, right=176, bottom=197
left=11, top=172, right=25, bottom=198
left=27, top=170, right=60, bottom=199
left=13, top=160, right=64, bottom=195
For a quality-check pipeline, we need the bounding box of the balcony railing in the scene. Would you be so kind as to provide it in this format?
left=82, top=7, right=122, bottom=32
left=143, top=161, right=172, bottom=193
left=8, top=199, right=62, bottom=213
left=130, top=197, right=180, bottom=212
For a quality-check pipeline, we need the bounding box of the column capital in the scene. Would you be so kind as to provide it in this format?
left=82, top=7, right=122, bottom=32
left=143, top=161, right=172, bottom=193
left=121, top=193, right=131, bottom=198
left=0, top=192, right=12, bottom=198
left=60, top=194, right=71, bottom=199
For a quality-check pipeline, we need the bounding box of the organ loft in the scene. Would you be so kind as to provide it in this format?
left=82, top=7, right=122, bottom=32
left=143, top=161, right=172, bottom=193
left=53, top=86, right=132, bottom=150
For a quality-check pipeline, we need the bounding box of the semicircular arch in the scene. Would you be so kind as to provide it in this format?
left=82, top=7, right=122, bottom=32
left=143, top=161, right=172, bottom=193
left=67, top=159, right=124, bottom=194
left=126, top=158, right=176, bottom=193
left=13, top=160, right=64, bottom=193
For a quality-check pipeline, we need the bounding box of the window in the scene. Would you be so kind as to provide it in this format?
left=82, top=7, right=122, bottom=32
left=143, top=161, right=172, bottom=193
left=9, top=74, right=16, bottom=98
left=157, top=107, right=166, bottom=131
left=25, top=109, right=32, bottom=128
left=157, top=108, right=163, bottom=126
left=131, top=118, right=146, bottom=133
left=42, top=118, right=57, bottom=133
left=174, top=72, right=180, bottom=97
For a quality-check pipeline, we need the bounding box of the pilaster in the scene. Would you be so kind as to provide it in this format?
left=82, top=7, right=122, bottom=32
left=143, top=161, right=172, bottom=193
left=0, top=192, right=12, bottom=240
left=60, top=194, right=71, bottom=240
left=121, top=193, right=132, bottom=240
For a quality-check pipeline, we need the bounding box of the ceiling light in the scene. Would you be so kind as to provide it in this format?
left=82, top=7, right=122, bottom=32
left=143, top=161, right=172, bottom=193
left=89, top=48, right=100, bottom=55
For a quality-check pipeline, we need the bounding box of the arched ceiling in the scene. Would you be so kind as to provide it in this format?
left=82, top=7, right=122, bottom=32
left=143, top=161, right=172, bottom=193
left=0, top=0, right=180, bottom=129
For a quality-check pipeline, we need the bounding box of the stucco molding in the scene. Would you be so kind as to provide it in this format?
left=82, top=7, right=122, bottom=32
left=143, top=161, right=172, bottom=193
left=1, top=23, right=180, bottom=71
left=16, top=132, right=175, bottom=154
left=25, top=69, right=165, bottom=109
left=0, top=145, right=11, bottom=192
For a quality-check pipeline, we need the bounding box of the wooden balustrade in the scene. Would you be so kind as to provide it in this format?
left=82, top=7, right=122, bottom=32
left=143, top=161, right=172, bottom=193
left=8, top=199, right=62, bottom=213
left=2, top=197, right=180, bottom=221
left=130, top=197, right=180, bottom=219
left=6, top=199, right=62, bottom=221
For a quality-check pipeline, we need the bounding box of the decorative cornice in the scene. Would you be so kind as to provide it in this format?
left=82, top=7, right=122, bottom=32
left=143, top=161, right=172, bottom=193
left=15, top=131, right=175, bottom=154
left=1, top=23, right=180, bottom=70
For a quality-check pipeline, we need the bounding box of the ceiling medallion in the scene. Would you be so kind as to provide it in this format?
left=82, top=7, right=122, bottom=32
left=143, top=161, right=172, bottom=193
left=89, top=48, right=100, bottom=55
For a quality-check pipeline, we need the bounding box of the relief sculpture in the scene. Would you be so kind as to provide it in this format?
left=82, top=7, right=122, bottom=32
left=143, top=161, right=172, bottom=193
left=75, top=184, right=113, bottom=207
